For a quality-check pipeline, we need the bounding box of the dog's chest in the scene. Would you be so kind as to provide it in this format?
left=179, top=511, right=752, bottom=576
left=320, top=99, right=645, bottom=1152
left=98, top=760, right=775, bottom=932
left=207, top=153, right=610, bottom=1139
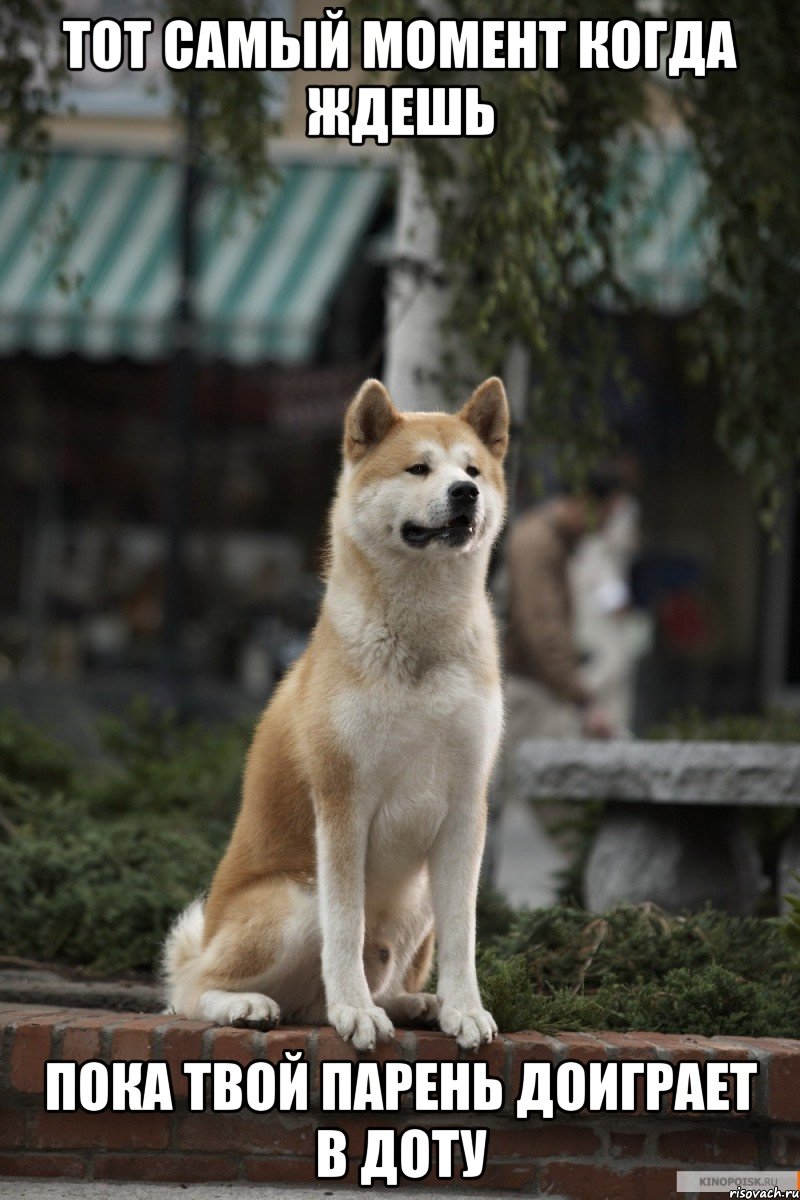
left=332, top=660, right=501, bottom=875
left=336, top=659, right=495, bottom=774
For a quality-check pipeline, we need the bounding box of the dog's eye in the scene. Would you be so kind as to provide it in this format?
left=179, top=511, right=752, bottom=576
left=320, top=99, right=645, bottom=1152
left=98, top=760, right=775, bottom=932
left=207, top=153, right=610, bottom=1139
left=466, top=465, right=480, bottom=478
left=406, top=463, right=430, bottom=476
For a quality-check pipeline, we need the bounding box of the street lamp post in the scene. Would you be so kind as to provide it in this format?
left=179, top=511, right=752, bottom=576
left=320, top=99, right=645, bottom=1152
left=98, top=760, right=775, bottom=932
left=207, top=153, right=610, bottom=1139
left=160, top=82, right=203, bottom=714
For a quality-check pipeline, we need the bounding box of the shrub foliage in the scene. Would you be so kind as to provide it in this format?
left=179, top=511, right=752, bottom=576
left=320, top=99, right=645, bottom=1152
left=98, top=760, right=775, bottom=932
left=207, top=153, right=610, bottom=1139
left=0, top=703, right=247, bottom=974
left=476, top=890, right=800, bottom=1038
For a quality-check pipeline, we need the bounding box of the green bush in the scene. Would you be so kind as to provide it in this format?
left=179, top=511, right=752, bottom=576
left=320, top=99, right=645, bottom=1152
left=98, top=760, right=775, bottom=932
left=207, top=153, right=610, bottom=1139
left=479, top=955, right=800, bottom=1039
left=0, top=817, right=224, bottom=975
left=648, top=706, right=800, bottom=743
left=0, top=708, right=74, bottom=791
left=476, top=896, right=800, bottom=1037
left=90, top=697, right=248, bottom=819
left=0, top=700, right=247, bottom=974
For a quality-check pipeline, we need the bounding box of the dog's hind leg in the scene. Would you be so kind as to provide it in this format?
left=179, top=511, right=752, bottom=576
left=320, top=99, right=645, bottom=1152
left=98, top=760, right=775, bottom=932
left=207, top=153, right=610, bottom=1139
left=198, top=989, right=281, bottom=1028
left=403, top=925, right=436, bottom=994
left=164, top=876, right=323, bottom=1027
left=381, top=926, right=440, bottom=1026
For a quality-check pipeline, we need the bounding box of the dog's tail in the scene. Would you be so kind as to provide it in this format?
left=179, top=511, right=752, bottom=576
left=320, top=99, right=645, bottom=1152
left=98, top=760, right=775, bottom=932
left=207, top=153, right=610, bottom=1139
left=161, top=898, right=206, bottom=1014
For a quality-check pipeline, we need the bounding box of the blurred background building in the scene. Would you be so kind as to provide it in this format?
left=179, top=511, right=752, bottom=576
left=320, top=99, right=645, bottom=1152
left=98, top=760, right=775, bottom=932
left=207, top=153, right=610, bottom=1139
left=0, top=1, right=796, bottom=729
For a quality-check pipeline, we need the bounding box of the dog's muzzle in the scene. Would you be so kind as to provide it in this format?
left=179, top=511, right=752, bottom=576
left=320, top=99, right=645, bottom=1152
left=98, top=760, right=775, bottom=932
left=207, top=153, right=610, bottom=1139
left=401, top=482, right=480, bottom=548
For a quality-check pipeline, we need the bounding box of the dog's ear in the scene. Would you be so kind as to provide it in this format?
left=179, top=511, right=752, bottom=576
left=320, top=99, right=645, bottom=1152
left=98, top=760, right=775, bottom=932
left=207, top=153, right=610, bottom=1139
left=459, top=377, right=509, bottom=460
left=344, top=379, right=400, bottom=462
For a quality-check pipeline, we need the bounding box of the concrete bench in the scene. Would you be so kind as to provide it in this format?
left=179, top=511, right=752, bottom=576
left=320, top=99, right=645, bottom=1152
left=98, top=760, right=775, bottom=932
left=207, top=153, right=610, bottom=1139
left=516, top=739, right=800, bottom=914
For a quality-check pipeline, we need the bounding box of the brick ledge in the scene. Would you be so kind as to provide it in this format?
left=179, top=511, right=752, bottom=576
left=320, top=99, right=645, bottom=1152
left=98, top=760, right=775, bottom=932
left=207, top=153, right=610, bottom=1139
left=1, top=1003, right=799, bottom=1197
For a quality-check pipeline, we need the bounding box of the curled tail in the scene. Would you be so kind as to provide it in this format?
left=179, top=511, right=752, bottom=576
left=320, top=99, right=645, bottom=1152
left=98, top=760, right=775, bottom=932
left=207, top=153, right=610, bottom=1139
left=161, top=898, right=205, bottom=1014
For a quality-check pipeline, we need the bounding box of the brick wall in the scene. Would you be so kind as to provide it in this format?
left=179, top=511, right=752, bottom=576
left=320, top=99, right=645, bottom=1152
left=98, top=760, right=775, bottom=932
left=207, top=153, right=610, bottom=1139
left=1, top=1003, right=799, bottom=1197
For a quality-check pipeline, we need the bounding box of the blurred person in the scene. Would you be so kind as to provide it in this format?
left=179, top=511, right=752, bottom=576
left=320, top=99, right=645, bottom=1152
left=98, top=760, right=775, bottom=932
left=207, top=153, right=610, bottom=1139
left=504, top=469, right=628, bottom=743
left=489, top=472, right=633, bottom=902
left=570, top=490, right=653, bottom=733
left=489, top=469, right=628, bottom=909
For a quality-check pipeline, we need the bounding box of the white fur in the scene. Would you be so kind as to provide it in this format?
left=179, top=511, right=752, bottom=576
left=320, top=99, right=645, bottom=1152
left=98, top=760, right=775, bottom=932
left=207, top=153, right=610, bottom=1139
left=199, top=990, right=280, bottom=1027
left=161, top=897, right=204, bottom=1004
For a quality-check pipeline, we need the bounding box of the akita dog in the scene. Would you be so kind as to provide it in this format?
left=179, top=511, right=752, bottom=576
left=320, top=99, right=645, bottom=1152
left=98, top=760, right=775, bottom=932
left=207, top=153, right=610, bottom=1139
left=163, top=376, right=509, bottom=1051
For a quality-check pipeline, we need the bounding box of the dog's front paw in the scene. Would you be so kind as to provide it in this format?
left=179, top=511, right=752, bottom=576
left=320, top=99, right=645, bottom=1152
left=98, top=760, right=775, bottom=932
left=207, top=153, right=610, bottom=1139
left=384, top=992, right=439, bottom=1025
left=438, top=1002, right=497, bottom=1050
left=329, top=1003, right=394, bottom=1051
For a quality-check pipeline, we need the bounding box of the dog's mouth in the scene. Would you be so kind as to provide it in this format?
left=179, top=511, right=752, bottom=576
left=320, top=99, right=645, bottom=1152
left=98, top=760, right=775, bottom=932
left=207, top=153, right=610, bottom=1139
left=401, top=513, right=477, bottom=548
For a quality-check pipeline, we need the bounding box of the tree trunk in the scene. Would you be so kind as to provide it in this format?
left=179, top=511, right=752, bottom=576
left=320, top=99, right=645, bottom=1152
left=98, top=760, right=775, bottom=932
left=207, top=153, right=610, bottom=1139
left=383, top=151, right=453, bottom=412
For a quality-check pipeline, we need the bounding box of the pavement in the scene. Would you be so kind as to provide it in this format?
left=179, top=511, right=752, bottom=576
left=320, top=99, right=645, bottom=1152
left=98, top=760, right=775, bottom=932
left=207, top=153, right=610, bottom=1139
left=0, top=1185, right=541, bottom=1199
left=492, top=795, right=567, bottom=909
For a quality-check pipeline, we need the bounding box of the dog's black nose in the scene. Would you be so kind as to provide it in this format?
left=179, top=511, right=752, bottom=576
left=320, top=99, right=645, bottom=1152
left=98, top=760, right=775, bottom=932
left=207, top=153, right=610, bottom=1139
left=449, top=480, right=479, bottom=508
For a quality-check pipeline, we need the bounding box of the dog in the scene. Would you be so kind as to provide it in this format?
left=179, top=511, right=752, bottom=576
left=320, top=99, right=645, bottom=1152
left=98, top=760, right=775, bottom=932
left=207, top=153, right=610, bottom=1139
left=163, top=376, right=509, bottom=1051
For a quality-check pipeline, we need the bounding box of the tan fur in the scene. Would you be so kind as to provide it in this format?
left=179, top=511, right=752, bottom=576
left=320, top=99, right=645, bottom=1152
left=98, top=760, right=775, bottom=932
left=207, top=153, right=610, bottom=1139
left=404, top=928, right=436, bottom=994
left=164, top=377, right=509, bottom=1050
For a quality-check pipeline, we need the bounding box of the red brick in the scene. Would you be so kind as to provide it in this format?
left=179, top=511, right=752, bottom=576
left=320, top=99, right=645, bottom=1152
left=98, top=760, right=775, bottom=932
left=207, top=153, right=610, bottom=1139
left=210, top=1026, right=260, bottom=1066
left=0, top=1107, right=26, bottom=1148
left=641, top=1166, right=683, bottom=1200
left=313, top=1027, right=356, bottom=1098
left=768, top=1046, right=800, bottom=1123
left=108, top=1015, right=169, bottom=1063
left=0, top=1152, right=86, bottom=1178
left=651, top=1044, right=753, bottom=1120
left=540, top=1162, right=642, bottom=1200
left=59, top=1014, right=119, bottom=1064
left=460, top=1159, right=538, bottom=1190
left=176, top=1113, right=315, bottom=1156
left=374, top=1030, right=411, bottom=1064
left=412, top=1030, right=460, bottom=1061
left=658, top=1127, right=758, bottom=1165
left=557, top=1032, right=614, bottom=1064
left=596, top=1032, right=659, bottom=1060
left=574, top=1037, right=655, bottom=1115
left=94, top=1153, right=239, bottom=1182
left=160, top=1021, right=209, bottom=1097
left=244, top=1154, right=336, bottom=1184
left=772, top=1129, right=800, bottom=1166
left=490, top=1123, right=601, bottom=1159
left=702, top=1037, right=757, bottom=1062
left=553, top=1034, right=629, bottom=1118
left=311, top=1025, right=409, bottom=1070
left=714, top=1036, right=795, bottom=1055
left=608, top=1130, right=648, bottom=1159
left=9, top=1015, right=65, bottom=1092
left=644, top=1033, right=715, bottom=1060
left=315, top=1026, right=357, bottom=1065
left=31, top=1110, right=170, bottom=1151
left=263, top=1026, right=312, bottom=1065
left=333, top=1116, right=402, bottom=1158
left=505, top=1031, right=558, bottom=1111
left=59, top=1027, right=101, bottom=1065
left=460, top=1031, right=505, bottom=1079
left=670, top=1071, right=755, bottom=1121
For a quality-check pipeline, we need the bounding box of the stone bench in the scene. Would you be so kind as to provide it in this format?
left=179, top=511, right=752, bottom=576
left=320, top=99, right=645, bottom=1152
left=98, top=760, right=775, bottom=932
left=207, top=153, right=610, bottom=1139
left=516, top=740, right=800, bottom=914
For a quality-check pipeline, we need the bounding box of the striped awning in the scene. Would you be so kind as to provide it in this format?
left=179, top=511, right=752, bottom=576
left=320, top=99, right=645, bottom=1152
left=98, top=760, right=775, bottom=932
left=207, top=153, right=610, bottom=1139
left=609, top=131, right=712, bottom=313
left=566, top=130, right=711, bottom=314
left=0, top=152, right=388, bottom=364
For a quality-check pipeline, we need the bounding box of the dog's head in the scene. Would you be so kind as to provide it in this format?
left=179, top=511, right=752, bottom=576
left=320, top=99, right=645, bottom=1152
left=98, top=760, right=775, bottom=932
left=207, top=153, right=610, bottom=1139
left=336, top=377, right=509, bottom=562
